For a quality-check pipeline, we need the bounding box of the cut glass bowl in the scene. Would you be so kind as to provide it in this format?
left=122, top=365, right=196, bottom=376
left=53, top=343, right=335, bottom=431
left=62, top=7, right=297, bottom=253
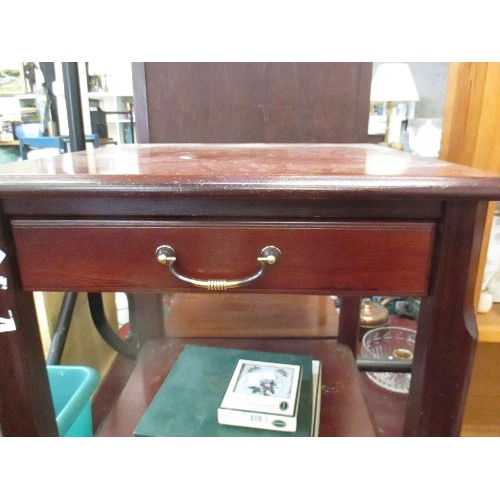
left=361, top=326, right=416, bottom=394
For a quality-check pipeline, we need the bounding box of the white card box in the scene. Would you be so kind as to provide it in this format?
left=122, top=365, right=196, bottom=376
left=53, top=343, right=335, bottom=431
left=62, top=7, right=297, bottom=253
left=218, top=359, right=302, bottom=432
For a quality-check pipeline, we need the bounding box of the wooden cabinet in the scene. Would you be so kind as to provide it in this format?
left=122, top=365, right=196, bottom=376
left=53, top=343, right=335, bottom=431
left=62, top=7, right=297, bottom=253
left=132, top=62, right=374, bottom=144
left=440, top=62, right=500, bottom=333
left=440, top=62, right=500, bottom=435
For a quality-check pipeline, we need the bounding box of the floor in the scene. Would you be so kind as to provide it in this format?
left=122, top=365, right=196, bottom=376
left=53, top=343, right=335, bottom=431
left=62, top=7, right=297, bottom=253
left=461, top=341, right=500, bottom=436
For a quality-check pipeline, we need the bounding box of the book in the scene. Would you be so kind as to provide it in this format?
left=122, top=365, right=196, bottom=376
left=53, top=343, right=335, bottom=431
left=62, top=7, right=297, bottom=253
left=218, top=359, right=303, bottom=432
left=133, top=344, right=320, bottom=437
left=311, top=360, right=322, bottom=437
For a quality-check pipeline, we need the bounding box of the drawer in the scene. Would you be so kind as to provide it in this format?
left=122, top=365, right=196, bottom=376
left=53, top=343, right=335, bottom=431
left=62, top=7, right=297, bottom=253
left=12, top=220, right=435, bottom=294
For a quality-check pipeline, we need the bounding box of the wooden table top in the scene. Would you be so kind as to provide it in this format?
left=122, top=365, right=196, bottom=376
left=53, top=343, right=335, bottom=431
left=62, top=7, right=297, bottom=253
left=0, top=143, right=499, bottom=200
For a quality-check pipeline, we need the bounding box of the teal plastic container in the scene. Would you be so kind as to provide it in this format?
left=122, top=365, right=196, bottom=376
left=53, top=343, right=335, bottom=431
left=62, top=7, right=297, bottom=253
left=47, top=365, right=100, bottom=437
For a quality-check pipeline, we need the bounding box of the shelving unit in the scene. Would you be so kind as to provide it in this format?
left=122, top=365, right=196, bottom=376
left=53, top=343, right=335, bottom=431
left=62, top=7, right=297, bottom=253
left=16, top=93, right=38, bottom=122
left=0, top=94, right=30, bottom=141
left=1, top=63, right=135, bottom=147
left=78, top=62, right=135, bottom=145
left=0, top=87, right=24, bottom=129
left=87, top=92, right=134, bottom=144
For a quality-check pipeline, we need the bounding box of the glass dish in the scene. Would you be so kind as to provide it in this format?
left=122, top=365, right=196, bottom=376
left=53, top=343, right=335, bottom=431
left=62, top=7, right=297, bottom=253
left=360, top=326, right=416, bottom=394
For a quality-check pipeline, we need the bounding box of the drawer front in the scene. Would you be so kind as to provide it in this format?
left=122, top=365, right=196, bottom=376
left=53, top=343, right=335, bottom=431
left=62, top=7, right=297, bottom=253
left=12, top=220, right=435, bottom=294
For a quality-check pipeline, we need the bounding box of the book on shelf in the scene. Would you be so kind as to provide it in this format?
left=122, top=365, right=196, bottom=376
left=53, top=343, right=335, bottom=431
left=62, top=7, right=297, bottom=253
left=133, top=344, right=322, bottom=437
left=311, top=360, right=322, bottom=437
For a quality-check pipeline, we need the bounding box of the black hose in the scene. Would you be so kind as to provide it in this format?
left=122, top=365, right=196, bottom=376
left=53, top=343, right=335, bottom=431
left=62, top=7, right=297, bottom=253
left=46, top=292, right=78, bottom=365
left=87, top=292, right=139, bottom=359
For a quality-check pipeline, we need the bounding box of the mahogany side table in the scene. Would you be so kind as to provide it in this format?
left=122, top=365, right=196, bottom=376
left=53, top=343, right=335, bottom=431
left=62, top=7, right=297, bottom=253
left=0, top=143, right=499, bottom=436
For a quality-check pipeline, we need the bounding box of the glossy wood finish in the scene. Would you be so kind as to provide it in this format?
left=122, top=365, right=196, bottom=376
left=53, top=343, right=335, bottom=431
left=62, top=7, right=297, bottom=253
left=405, top=201, right=488, bottom=436
left=12, top=220, right=434, bottom=295
left=0, top=144, right=498, bottom=199
left=338, top=296, right=361, bottom=355
left=0, top=144, right=499, bottom=436
left=439, top=64, right=500, bottom=433
left=163, top=294, right=339, bottom=338
left=97, top=337, right=377, bottom=437
left=93, top=294, right=341, bottom=433
left=0, top=212, right=57, bottom=436
left=94, top=299, right=415, bottom=437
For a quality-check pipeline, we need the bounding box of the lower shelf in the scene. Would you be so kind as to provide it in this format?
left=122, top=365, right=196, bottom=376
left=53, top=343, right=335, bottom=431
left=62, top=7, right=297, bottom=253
left=94, top=294, right=416, bottom=437
left=93, top=291, right=500, bottom=437
left=96, top=337, right=377, bottom=437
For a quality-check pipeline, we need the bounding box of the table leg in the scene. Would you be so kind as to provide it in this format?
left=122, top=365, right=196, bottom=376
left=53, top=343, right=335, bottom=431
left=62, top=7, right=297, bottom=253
left=0, top=213, right=57, bottom=436
left=127, top=293, right=166, bottom=345
left=405, top=200, right=487, bottom=436
left=338, top=296, right=361, bottom=356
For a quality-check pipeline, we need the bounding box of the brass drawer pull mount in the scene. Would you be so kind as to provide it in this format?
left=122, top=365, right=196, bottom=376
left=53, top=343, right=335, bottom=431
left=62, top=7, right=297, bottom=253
left=155, top=245, right=281, bottom=291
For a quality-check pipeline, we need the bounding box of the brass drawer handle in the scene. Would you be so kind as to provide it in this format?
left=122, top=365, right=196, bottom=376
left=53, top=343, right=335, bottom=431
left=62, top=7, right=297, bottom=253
left=155, top=245, right=281, bottom=291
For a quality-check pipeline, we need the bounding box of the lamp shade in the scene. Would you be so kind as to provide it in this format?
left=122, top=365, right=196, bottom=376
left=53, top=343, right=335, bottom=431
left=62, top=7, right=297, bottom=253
left=370, top=63, right=419, bottom=102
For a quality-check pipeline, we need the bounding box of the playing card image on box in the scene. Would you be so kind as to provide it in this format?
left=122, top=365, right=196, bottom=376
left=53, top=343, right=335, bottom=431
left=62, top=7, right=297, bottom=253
left=218, top=359, right=302, bottom=432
